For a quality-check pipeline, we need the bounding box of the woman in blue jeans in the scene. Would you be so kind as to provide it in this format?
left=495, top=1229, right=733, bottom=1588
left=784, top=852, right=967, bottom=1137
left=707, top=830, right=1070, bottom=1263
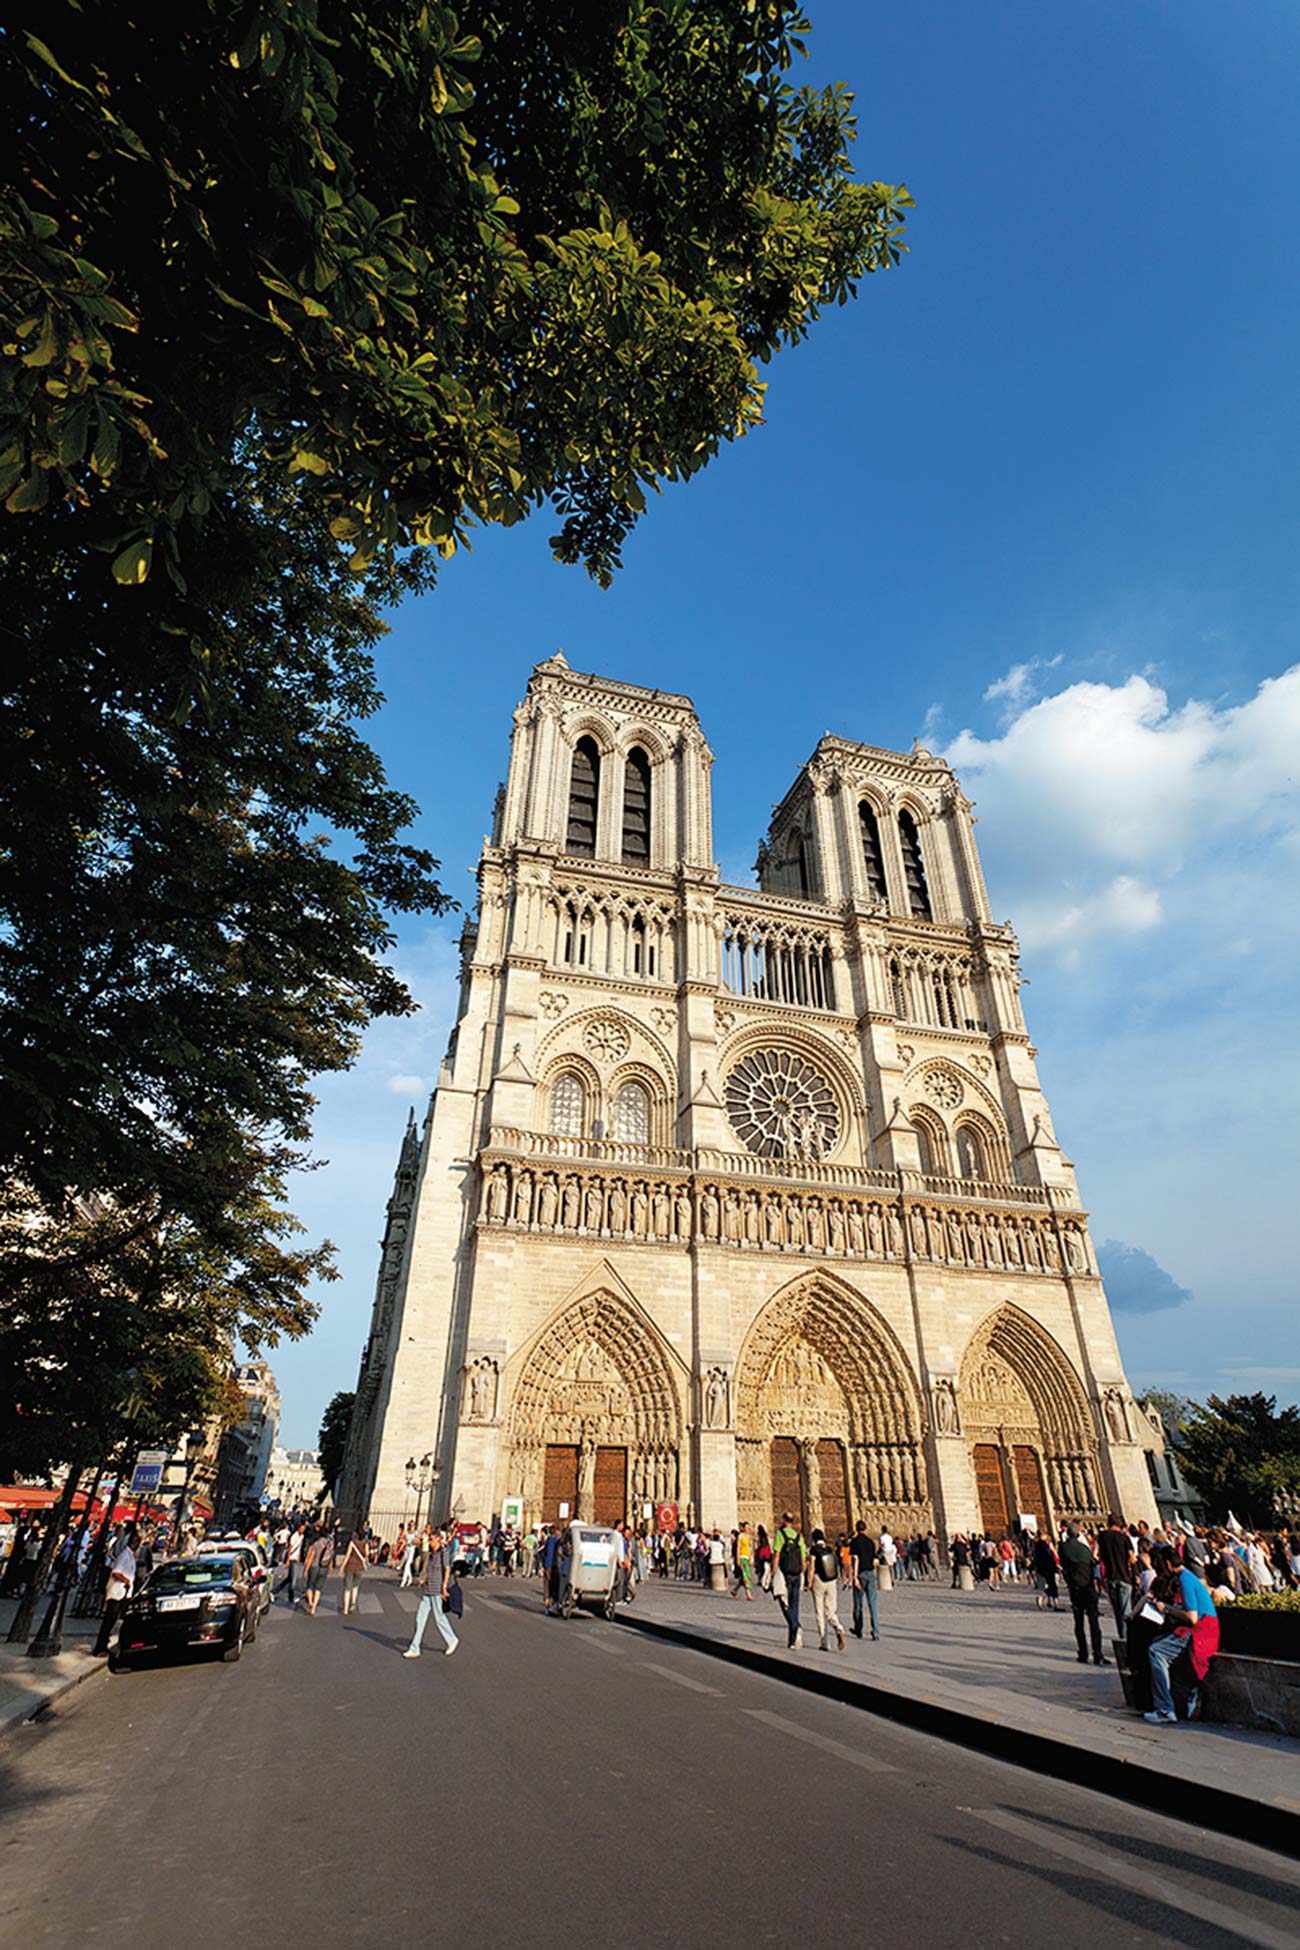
left=403, top=1526, right=459, bottom=1659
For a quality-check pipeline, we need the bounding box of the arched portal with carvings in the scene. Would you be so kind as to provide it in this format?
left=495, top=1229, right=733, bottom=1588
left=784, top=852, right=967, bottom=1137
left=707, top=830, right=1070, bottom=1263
left=734, top=1274, right=931, bottom=1537
left=959, top=1305, right=1102, bottom=1534
left=501, top=1289, right=683, bottom=1527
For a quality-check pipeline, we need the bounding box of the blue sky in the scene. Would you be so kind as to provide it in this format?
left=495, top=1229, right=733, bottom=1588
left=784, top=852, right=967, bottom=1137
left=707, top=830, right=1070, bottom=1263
left=272, top=1, right=1300, bottom=1443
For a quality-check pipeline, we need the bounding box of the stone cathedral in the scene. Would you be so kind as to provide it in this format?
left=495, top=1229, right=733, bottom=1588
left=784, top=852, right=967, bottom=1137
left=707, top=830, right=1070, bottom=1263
left=338, top=653, right=1157, bottom=1541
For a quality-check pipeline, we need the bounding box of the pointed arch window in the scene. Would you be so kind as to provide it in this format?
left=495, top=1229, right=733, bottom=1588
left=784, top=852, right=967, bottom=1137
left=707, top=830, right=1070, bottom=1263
left=566, top=737, right=600, bottom=857
left=898, top=810, right=932, bottom=920
left=611, top=1079, right=651, bottom=1144
left=858, top=802, right=887, bottom=902
left=622, top=746, right=651, bottom=864
left=550, top=1072, right=586, bottom=1138
left=793, top=831, right=811, bottom=896
left=956, top=1127, right=987, bottom=1181
left=890, top=957, right=908, bottom=1019
left=911, top=1120, right=935, bottom=1176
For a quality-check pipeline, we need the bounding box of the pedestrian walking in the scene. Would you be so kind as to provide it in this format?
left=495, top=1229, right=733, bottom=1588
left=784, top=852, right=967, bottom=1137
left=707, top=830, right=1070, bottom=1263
left=772, top=1514, right=807, bottom=1649
left=339, top=1529, right=368, bottom=1617
left=807, top=1528, right=845, bottom=1652
left=402, top=1523, right=459, bottom=1658
left=849, top=1521, right=879, bottom=1639
left=1059, top=1522, right=1108, bottom=1667
left=93, top=1525, right=140, bottom=1657
left=755, top=1525, right=774, bottom=1590
left=303, top=1529, right=335, bottom=1614
left=1032, top=1532, right=1062, bottom=1610
left=729, top=1521, right=756, bottom=1600
left=399, top=1529, right=417, bottom=1588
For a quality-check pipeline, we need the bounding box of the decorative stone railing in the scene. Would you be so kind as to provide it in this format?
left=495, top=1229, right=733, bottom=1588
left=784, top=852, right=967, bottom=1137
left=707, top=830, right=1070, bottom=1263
left=476, top=1133, right=1093, bottom=1276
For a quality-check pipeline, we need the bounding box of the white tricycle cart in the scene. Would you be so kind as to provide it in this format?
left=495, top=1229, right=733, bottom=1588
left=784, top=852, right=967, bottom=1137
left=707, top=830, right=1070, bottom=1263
left=558, top=1522, right=622, bottom=1621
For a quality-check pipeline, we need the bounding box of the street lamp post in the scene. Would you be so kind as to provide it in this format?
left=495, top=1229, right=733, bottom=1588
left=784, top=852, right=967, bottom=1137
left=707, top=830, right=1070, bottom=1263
left=405, top=1453, right=433, bottom=1529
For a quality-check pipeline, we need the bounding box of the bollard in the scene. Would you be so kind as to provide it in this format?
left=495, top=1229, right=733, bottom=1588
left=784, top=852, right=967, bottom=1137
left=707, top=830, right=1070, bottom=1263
left=708, top=1561, right=727, bottom=1592
left=958, top=1564, right=975, bottom=1592
left=877, top=1561, right=893, bottom=1593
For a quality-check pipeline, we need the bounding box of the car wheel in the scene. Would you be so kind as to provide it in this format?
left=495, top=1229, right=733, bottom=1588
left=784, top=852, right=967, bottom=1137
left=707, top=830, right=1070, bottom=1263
left=222, top=1627, right=243, bottom=1663
left=108, top=1649, right=127, bottom=1673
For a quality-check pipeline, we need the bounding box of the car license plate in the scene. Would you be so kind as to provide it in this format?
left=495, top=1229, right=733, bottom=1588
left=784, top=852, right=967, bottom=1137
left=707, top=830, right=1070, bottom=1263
left=157, top=1595, right=202, bottom=1611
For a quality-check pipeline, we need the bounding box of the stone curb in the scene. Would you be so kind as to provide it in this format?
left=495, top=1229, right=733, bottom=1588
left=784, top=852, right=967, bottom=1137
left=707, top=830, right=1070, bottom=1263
left=613, top=1609, right=1300, bottom=1863
left=0, top=1652, right=107, bottom=1743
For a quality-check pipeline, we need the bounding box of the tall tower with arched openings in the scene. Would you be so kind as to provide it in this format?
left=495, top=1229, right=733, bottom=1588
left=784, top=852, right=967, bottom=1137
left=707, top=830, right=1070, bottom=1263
left=338, top=652, right=1157, bottom=1544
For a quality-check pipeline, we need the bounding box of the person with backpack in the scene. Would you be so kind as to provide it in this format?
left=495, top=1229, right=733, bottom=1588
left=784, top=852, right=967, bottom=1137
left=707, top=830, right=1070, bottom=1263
left=806, top=1527, right=846, bottom=1652
left=773, top=1513, right=807, bottom=1648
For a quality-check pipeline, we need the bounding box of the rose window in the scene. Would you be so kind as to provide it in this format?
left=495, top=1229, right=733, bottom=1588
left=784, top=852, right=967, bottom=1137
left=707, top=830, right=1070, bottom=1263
left=583, top=1019, right=630, bottom=1063
left=924, top=1069, right=963, bottom=1110
left=724, top=1049, right=839, bottom=1160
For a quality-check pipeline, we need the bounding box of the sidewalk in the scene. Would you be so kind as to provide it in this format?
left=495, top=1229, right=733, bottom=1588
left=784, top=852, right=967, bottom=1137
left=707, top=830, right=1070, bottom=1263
left=0, top=1594, right=106, bottom=1739
left=616, top=1571, right=1300, bottom=1839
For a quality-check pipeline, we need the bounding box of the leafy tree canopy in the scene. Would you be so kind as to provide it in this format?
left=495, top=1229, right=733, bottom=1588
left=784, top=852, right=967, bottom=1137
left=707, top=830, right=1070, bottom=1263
left=318, top=1389, right=356, bottom=1499
left=0, top=5, right=908, bottom=1415
left=3, top=1, right=911, bottom=589
left=1177, top=1392, right=1300, bottom=1528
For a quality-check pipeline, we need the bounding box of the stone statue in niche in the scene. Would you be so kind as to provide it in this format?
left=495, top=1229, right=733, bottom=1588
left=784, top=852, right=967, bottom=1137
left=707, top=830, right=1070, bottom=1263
left=561, top=1176, right=580, bottom=1229
left=701, top=1187, right=720, bottom=1240
left=910, top=1209, right=927, bottom=1256
left=513, top=1172, right=532, bottom=1225
left=867, top=1206, right=883, bottom=1255
left=798, top=1437, right=822, bottom=1529
left=486, top=1167, right=509, bottom=1222
left=578, top=1428, right=597, bottom=1505
left=1104, top=1390, right=1127, bottom=1442
left=807, top=1202, right=825, bottom=1251
left=786, top=1200, right=805, bottom=1248
left=744, top=1195, right=760, bottom=1245
left=675, top=1189, right=692, bottom=1240
left=466, top=1356, right=498, bottom=1423
left=828, top=1204, right=846, bottom=1252
left=887, top=1211, right=904, bottom=1257
left=584, top=1181, right=603, bottom=1231
left=848, top=1205, right=865, bottom=1257
left=766, top=1198, right=784, bottom=1246
left=933, top=1379, right=959, bottom=1436
left=631, top=1184, right=649, bottom=1235
left=653, top=1187, right=671, bottom=1239
left=608, top=1181, right=627, bottom=1232
left=704, top=1367, right=730, bottom=1429
left=723, top=1190, right=742, bottom=1242
left=538, top=1174, right=558, bottom=1228
left=1066, top=1227, right=1087, bottom=1273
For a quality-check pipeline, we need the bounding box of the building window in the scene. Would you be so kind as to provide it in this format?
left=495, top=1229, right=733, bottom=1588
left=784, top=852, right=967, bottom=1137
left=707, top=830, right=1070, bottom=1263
left=622, top=746, right=651, bottom=864
left=956, top=1127, right=986, bottom=1181
left=898, top=810, right=932, bottom=920
left=911, top=1120, right=934, bottom=1175
left=566, top=737, right=600, bottom=857
left=610, top=1079, right=651, bottom=1144
left=858, top=802, right=887, bottom=902
left=629, top=911, right=655, bottom=978
left=550, top=1072, right=586, bottom=1137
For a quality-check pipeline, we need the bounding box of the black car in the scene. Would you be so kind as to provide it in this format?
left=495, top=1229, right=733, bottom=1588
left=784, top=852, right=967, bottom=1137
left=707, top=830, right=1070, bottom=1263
left=112, top=1554, right=258, bottom=1669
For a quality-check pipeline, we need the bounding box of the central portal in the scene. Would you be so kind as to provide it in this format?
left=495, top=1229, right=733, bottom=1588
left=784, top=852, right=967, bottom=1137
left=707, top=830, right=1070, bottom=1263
left=767, top=1435, right=849, bottom=1535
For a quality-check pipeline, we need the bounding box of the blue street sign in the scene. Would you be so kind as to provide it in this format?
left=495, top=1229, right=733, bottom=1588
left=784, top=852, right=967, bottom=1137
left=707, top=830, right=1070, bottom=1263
left=129, top=1462, right=164, bottom=1494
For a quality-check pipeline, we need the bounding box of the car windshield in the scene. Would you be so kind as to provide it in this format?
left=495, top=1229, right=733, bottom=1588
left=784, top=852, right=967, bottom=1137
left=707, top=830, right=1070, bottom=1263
left=148, top=1560, right=238, bottom=1592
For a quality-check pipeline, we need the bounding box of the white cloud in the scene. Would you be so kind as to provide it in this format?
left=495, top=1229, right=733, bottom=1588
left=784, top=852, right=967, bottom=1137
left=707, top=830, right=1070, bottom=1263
left=386, top=1073, right=427, bottom=1096
left=1015, top=874, right=1162, bottom=965
left=947, top=663, right=1300, bottom=956
left=982, top=653, right=1062, bottom=714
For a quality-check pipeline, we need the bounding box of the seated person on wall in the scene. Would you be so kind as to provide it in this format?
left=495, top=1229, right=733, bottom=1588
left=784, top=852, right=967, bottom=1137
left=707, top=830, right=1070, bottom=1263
left=1141, top=1554, right=1219, bottom=1726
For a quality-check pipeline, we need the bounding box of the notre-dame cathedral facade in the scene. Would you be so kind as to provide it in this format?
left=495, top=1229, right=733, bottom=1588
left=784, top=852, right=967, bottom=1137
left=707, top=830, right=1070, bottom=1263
left=338, top=653, right=1157, bottom=1540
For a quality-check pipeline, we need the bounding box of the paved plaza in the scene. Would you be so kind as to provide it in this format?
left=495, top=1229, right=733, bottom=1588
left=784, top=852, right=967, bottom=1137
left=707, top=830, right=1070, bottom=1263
left=617, top=1570, right=1300, bottom=1820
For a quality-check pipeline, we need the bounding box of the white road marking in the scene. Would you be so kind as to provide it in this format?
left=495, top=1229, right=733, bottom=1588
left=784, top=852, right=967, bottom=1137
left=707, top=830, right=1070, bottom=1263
left=356, top=1592, right=383, bottom=1614
left=639, top=1661, right=723, bottom=1696
left=392, top=1591, right=420, bottom=1613
left=743, top=1708, right=896, bottom=1773
left=966, top=1807, right=1300, bottom=1950
left=585, top=1634, right=626, bottom=1655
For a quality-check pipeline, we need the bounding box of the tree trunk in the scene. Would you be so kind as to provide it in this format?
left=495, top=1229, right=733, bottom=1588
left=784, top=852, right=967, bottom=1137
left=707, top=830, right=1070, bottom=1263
left=7, top=1462, right=82, bottom=1643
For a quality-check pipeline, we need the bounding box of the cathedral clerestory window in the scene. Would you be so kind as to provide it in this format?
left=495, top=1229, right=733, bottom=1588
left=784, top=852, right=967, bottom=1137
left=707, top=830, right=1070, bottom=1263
left=550, top=1071, right=586, bottom=1138
left=898, top=810, right=932, bottom=920
left=611, top=1079, right=651, bottom=1144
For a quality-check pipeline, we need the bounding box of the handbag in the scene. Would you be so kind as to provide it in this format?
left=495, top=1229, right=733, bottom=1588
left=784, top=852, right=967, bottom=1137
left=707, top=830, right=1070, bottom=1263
left=444, top=1581, right=464, bottom=1618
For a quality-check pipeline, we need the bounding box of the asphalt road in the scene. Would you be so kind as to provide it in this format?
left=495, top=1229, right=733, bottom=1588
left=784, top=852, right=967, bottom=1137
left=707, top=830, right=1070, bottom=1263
left=2, top=1572, right=1298, bottom=1950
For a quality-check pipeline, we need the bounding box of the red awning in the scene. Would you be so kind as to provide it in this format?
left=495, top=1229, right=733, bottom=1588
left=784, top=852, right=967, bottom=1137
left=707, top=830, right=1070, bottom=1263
left=0, top=1485, right=94, bottom=1512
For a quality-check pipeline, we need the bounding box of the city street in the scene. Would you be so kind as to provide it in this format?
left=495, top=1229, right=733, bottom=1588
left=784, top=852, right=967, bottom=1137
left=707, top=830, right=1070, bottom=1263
left=2, top=1575, right=1297, bottom=1950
